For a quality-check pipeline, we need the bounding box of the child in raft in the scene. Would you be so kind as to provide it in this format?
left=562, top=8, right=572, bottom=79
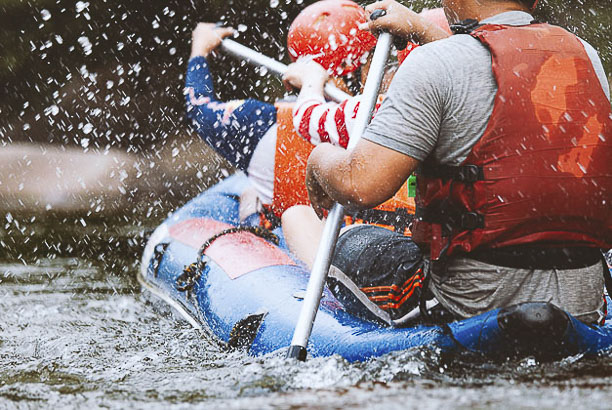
left=280, top=6, right=451, bottom=266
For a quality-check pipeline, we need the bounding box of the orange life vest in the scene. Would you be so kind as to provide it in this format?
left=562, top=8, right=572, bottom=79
left=411, top=23, right=612, bottom=261
left=272, top=102, right=416, bottom=233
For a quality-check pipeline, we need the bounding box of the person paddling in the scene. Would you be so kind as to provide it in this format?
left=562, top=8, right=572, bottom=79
left=185, top=1, right=380, bottom=216
left=281, top=7, right=452, bottom=263
left=283, top=7, right=451, bottom=154
left=286, top=0, right=611, bottom=326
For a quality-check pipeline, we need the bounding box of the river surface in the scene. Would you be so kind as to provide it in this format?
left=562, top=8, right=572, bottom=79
left=1, top=0, right=611, bottom=406
left=0, top=210, right=611, bottom=409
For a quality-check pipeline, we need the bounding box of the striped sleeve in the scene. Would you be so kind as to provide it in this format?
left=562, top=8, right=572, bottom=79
left=292, top=94, right=385, bottom=149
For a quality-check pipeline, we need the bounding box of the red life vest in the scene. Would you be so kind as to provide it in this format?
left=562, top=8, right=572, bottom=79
left=411, top=23, right=612, bottom=261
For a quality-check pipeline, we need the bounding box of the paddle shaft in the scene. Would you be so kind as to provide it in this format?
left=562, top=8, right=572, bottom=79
left=219, top=39, right=350, bottom=103
left=287, top=32, right=394, bottom=361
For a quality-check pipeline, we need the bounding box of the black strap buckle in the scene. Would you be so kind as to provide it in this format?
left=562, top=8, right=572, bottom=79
left=460, top=212, right=484, bottom=230
left=416, top=205, right=484, bottom=231
left=450, top=19, right=481, bottom=35
left=456, top=165, right=482, bottom=183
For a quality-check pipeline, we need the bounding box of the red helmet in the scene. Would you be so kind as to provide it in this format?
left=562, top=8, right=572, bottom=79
left=397, top=8, right=452, bottom=64
left=287, top=0, right=377, bottom=76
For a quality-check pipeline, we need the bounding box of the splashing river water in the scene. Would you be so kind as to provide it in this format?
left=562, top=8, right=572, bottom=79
left=1, top=0, right=610, bottom=405
left=0, top=214, right=610, bottom=408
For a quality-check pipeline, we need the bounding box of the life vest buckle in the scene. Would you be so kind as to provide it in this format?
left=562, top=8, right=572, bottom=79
left=457, top=165, right=482, bottom=183
left=450, top=19, right=481, bottom=35
left=460, top=212, right=484, bottom=230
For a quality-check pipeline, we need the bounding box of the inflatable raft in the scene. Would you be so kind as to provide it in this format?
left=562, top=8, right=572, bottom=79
left=139, top=173, right=612, bottom=362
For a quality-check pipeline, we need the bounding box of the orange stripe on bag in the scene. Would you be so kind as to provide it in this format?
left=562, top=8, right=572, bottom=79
left=360, top=269, right=422, bottom=294
left=379, top=282, right=423, bottom=310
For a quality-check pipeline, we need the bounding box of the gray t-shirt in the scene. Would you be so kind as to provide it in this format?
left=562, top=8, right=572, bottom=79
left=364, top=11, right=610, bottom=165
left=363, top=11, right=608, bottom=323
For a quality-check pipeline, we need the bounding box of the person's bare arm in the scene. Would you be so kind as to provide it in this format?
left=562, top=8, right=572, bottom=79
left=305, top=139, right=419, bottom=219
left=361, top=0, right=450, bottom=44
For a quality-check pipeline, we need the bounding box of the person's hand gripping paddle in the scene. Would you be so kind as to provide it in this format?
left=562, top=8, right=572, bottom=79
left=287, top=9, right=394, bottom=361
left=219, top=38, right=350, bottom=103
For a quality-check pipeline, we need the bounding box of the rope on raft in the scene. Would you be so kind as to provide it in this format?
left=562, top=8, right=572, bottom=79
left=176, top=226, right=279, bottom=292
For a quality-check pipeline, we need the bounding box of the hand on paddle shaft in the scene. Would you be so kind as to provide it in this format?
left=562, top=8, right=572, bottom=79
left=361, top=0, right=451, bottom=44
left=282, top=59, right=329, bottom=93
left=191, top=23, right=235, bottom=58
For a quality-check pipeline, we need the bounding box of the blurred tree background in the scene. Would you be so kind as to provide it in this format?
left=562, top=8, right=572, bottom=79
left=0, top=0, right=610, bottom=152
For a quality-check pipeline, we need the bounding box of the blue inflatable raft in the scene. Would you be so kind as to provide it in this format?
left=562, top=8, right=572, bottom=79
left=139, top=173, right=612, bottom=362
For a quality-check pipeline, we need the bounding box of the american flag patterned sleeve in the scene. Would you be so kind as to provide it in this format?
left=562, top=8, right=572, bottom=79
left=184, top=56, right=276, bottom=170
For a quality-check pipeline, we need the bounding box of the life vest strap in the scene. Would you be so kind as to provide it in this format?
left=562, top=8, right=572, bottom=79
left=420, top=163, right=484, bottom=183
left=416, top=204, right=484, bottom=232
left=450, top=18, right=538, bottom=35
left=450, top=19, right=484, bottom=34
left=469, top=246, right=602, bottom=270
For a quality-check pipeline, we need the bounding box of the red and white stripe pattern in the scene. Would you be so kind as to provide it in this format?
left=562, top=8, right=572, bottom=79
left=292, top=94, right=385, bottom=148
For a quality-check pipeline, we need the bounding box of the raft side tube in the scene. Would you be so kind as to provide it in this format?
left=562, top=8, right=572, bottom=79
left=139, top=173, right=612, bottom=362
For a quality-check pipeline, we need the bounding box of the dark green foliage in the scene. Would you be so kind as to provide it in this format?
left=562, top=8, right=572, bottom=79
left=0, top=0, right=608, bottom=151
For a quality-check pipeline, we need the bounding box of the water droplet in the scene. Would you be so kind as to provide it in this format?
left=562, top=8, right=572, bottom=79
left=76, top=1, right=89, bottom=13
left=83, top=123, right=93, bottom=134
left=44, top=105, right=59, bottom=116
left=41, top=9, right=51, bottom=21
left=270, top=0, right=279, bottom=8
left=78, top=36, right=92, bottom=55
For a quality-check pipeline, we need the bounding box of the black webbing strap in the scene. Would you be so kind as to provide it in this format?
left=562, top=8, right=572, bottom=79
left=420, top=163, right=484, bottom=183
left=451, top=18, right=540, bottom=36
left=450, top=19, right=485, bottom=35
left=470, top=246, right=603, bottom=270
left=416, top=204, right=484, bottom=231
